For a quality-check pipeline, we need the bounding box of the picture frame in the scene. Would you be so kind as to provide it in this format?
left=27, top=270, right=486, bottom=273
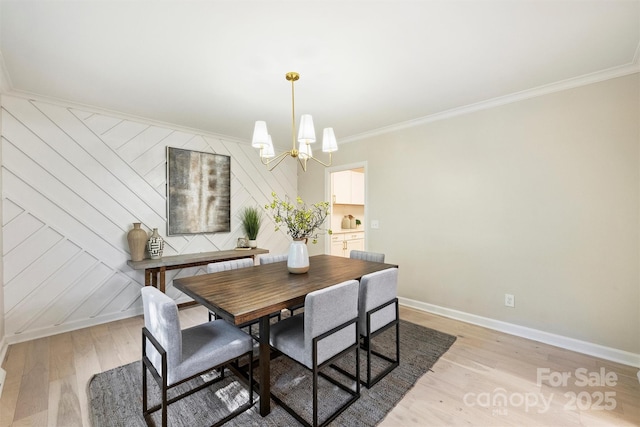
left=166, top=147, right=231, bottom=235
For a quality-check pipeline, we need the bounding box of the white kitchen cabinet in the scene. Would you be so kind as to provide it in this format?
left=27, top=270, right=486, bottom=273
left=331, top=238, right=345, bottom=256
left=332, top=171, right=351, bottom=204
left=350, top=172, right=365, bottom=205
left=332, top=170, right=364, bottom=205
left=348, top=235, right=365, bottom=253
left=330, top=231, right=365, bottom=257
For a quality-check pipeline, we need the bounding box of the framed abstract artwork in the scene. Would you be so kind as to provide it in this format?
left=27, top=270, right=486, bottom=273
left=166, top=147, right=231, bottom=235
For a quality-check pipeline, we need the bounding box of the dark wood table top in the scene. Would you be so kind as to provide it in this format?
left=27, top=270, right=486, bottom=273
left=173, top=254, right=398, bottom=325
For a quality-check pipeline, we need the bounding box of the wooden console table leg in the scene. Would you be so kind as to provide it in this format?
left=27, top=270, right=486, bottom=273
left=151, top=268, right=159, bottom=290
left=144, top=269, right=152, bottom=286
left=158, top=266, right=166, bottom=293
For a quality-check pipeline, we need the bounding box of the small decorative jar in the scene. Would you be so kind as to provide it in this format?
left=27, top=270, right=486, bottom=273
left=350, top=217, right=357, bottom=229
left=147, top=228, right=164, bottom=259
left=341, top=216, right=350, bottom=229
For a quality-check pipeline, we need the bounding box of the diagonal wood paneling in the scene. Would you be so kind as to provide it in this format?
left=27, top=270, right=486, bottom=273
left=1, top=94, right=295, bottom=343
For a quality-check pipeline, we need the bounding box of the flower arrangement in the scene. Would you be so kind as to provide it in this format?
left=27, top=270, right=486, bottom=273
left=265, top=192, right=332, bottom=243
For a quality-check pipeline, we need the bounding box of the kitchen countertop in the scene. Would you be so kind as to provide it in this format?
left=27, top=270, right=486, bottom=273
left=332, top=229, right=365, bottom=234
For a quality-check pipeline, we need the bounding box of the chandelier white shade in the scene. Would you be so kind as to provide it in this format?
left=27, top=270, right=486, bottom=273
left=252, top=72, right=337, bottom=171
left=251, top=121, right=269, bottom=148
left=297, top=114, right=316, bottom=144
left=322, top=128, right=338, bottom=152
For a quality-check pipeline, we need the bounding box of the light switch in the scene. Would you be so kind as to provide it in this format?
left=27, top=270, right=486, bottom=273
left=371, top=220, right=379, bottom=229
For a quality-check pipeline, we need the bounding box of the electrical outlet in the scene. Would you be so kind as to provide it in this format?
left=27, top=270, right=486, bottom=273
left=371, top=220, right=379, bottom=229
left=505, top=294, right=515, bottom=308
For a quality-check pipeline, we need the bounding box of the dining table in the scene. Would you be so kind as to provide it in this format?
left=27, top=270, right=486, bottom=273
left=172, top=253, right=399, bottom=417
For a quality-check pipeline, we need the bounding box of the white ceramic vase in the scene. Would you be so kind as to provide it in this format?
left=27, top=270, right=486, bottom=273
left=287, top=238, right=309, bottom=274
left=147, top=228, right=164, bottom=259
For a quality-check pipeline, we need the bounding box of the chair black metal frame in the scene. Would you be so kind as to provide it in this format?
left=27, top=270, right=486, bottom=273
left=362, top=297, right=400, bottom=387
left=270, top=317, right=361, bottom=427
left=142, top=327, right=254, bottom=427
left=331, top=297, right=400, bottom=388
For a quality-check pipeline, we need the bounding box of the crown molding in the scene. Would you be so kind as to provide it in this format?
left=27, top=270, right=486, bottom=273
left=1, top=45, right=638, bottom=146
left=2, top=89, right=249, bottom=146
left=341, top=62, right=640, bottom=144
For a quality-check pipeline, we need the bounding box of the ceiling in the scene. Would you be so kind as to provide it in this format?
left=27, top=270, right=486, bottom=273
left=1, top=1, right=639, bottom=148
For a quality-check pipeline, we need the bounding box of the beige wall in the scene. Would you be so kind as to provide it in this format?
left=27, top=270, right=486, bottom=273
left=299, top=74, right=640, bottom=354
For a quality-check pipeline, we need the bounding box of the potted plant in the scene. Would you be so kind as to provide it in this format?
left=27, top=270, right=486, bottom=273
left=239, top=206, right=262, bottom=248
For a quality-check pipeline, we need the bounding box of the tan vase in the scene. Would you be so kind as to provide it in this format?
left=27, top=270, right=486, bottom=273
left=127, top=223, right=147, bottom=262
left=341, top=216, right=350, bottom=229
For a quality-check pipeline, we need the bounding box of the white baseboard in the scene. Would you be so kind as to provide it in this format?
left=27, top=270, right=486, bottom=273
left=1, top=297, right=199, bottom=349
left=0, top=367, right=5, bottom=399
left=0, top=336, right=7, bottom=367
left=399, top=297, right=640, bottom=369
left=2, top=306, right=145, bottom=347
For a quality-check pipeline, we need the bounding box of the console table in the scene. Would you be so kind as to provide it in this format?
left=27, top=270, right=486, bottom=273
left=127, top=248, right=269, bottom=293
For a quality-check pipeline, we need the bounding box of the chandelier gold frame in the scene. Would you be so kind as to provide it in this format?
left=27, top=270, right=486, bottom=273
left=252, top=72, right=337, bottom=171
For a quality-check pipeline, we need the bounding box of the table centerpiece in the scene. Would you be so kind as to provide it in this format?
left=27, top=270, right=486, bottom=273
left=265, top=192, right=331, bottom=273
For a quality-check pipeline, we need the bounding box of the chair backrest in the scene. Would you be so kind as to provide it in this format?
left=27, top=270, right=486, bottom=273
left=358, top=267, right=398, bottom=336
left=350, top=250, right=385, bottom=263
left=304, top=280, right=359, bottom=366
left=259, top=254, right=288, bottom=265
left=141, top=287, right=182, bottom=374
left=206, top=257, right=254, bottom=273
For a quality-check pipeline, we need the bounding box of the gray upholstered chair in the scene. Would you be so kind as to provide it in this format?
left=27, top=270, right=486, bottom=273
left=349, top=250, right=385, bottom=263
left=269, top=280, right=360, bottom=427
left=358, top=267, right=399, bottom=387
left=141, top=287, right=254, bottom=427
left=206, top=257, right=254, bottom=273
left=258, top=253, right=288, bottom=264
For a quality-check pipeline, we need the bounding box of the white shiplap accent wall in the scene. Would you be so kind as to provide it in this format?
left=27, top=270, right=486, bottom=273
left=1, top=94, right=295, bottom=344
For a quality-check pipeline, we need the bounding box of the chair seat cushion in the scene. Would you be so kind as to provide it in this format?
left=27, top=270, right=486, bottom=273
left=270, top=312, right=356, bottom=369
left=172, top=319, right=253, bottom=385
left=269, top=314, right=306, bottom=366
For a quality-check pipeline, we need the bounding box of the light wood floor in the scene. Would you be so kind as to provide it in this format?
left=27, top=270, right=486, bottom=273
left=1, top=305, right=638, bottom=426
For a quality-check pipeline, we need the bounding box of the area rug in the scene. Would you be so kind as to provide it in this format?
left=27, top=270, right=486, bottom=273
left=89, top=320, right=456, bottom=426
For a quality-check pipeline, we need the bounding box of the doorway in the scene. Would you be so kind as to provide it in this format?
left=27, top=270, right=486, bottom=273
left=325, top=162, right=367, bottom=257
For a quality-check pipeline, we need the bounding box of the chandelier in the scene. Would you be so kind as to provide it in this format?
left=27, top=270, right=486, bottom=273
left=251, top=72, right=338, bottom=171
